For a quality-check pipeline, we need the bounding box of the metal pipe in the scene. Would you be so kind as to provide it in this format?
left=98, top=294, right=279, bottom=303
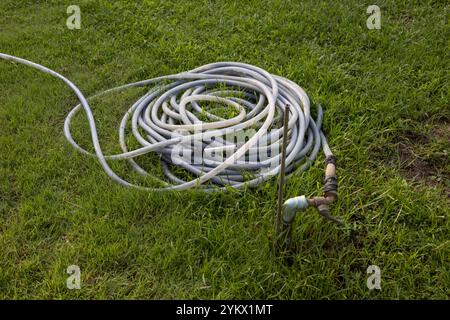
left=276, top=104, right=290, bottom=234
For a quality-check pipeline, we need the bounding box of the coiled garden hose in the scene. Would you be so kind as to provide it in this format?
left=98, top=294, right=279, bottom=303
left=0, top=53, right=341, bottom=234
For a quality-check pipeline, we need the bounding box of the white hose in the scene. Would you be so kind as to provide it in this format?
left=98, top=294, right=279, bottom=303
left=0, top=53, right=333, bottom=192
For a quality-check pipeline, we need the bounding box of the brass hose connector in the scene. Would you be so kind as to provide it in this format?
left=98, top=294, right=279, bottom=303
left=307, top=155, right=342, bottom=224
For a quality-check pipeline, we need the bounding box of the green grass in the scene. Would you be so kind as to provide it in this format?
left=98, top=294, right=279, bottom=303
left=0, top=0, right=449, bottom=299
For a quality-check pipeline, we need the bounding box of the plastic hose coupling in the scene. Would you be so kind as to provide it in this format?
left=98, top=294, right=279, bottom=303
left=283, top=195, right=308, bottom=226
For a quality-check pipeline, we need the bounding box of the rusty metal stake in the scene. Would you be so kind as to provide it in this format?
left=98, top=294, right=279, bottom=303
left=276, top=104, right=290, bottom=236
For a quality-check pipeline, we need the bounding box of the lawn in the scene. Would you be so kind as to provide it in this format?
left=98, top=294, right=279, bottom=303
left=0, top=0, right=448, bottom=299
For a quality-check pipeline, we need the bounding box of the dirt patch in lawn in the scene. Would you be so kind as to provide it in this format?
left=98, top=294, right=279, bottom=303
left=396, top=122, right=449, bottom=196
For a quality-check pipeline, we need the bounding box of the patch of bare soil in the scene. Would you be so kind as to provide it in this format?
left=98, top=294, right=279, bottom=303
left=396, top=123, right=449, bottom=196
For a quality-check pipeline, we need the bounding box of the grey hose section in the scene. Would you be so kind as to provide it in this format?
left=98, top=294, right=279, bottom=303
left=0, top=53, right=333, bottom=192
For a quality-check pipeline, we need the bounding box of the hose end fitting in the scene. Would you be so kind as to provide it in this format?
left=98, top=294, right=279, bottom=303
left=324, top=155, right=338, bottom=199
left=279, top=195, right=308, bottom=249
left=323, top=176, right=338, bottom=196
left=325, top=155, right=337, bottom=166
left=283, top=195, right=308, bottom=225
left=306, top=155, right=342, bottom=224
